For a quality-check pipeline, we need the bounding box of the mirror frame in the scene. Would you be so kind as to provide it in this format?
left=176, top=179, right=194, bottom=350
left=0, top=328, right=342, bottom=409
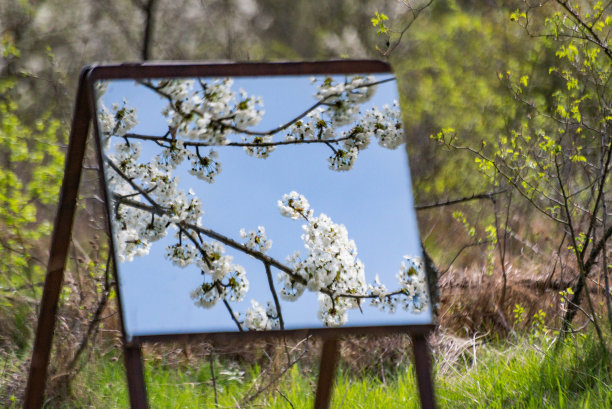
left=24, top=60, right=436, bottom=409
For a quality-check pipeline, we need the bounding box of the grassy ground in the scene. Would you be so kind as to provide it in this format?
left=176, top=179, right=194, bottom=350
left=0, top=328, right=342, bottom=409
left=6, top=331, right=608, bottom=408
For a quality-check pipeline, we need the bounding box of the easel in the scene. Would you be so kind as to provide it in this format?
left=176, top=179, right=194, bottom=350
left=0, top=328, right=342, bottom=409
left=23, top=61, right=436, bottom=409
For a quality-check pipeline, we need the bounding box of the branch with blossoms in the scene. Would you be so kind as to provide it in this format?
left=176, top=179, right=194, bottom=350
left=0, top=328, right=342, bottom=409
left=108, top=161, right=429, bottom=328
left=138, top=76, right=395, bottom=135
left=96, top=76, right=429, bottom=330
left=98, top=75, right=404, bottom=177
left=114, top=195, right=418, bottom=305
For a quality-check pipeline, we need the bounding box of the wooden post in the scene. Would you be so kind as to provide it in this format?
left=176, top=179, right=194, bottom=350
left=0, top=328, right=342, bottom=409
left=412, top=334, right=436, bottom=409
left=125, top=344, right=149, bottom=409
left=314, top=338, right=339, bottom=409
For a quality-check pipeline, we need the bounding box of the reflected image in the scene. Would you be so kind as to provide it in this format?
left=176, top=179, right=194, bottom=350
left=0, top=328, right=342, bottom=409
left=93, top=73, right=432, bottom=340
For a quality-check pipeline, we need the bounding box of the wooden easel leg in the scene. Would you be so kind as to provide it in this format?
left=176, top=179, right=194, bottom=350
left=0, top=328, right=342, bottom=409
left=314, top=338, right=339, bottom=409
left=125, top=344, right=149, bottom=409
left=412, top=334, right=436, bottom=409
left=23, top=68, right=92, bottom=409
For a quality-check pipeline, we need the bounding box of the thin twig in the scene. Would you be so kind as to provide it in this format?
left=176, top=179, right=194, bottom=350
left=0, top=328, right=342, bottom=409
left=275, top=389, right=295, bottom=409
left=415, top=189, right=507, bottom=210
left=222, top=298, right=244, bottom=332
left=265, top=262, right=285, bottom=330
left=210, top=349, right=219, bottom=406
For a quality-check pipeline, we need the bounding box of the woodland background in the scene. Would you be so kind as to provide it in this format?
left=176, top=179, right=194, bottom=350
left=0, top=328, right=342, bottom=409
left=1, top=0, right=612, bottom=407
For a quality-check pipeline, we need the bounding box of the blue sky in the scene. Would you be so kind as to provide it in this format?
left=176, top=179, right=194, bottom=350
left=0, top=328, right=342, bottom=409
left=98, top=74, right=432, bottom=340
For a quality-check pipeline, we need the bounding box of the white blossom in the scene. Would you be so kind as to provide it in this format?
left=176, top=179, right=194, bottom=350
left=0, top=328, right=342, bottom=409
left=243, top=300, right=279, bottom=330
left=189, top=149, right=221, bottom=183
left=190, top=242, right=249, bottom=308
left=367, top=274, right=389, bottom=309
left=98, top=100, right=138, bottom=138
left=396, top=255, right=429, bottom=312
left=158, top=78, right=264, bottom=146
left=328, top=146, right=359, bottom=171
left=313, top=75, right=377, bottom=126
left=277, top=191, right=313, bottom=220
left=363, top=101, right=404, bottom=150
left=242, top=134, right=275, bottom=158
left=278, top=192, right=366, bottom=327
left=240, top=226, right=272, bottom=253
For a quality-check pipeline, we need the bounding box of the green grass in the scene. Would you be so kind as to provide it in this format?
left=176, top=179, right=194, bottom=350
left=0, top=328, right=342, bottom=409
left=434, top=334, right=612, bottom=409
left=5, top=332, right=611, bottom=408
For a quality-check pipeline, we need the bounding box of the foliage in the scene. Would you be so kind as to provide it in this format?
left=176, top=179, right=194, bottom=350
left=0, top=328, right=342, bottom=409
left=428, top=1, right=612, bottom=340
left=375, top=3, right=559, bottom=271
left=0, top=52, right=65, bottom=353
left=369, top=1, right=612, bottom=351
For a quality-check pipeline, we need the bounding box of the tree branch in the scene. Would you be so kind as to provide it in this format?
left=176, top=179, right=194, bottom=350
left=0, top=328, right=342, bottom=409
left=380, top=0, right=434, bottom=56
left=123, top=130, right=359, bottom=148
left=137, top=77, right=395, bottom=137
left=115, top=197, right=408, bottom=303
left=140, top=0, right=158, bottom=60
left=265, top=262, right=284, bottom=330
left=414, top=189, right=507, bottom=210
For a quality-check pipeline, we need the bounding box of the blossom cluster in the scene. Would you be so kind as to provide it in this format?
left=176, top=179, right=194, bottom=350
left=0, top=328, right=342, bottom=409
left=242, top=134, right=275, bottom=158
left=326, top=101, right=404, bottom=171
left=155, top=78, right=274, bottom=162
left=277, top=191, right=313, bottom=220
left=189, top=240, right=249, bottom=308
left=282, top=76, right=404, bottom=171
left=158, top=78, right=264, bottom=146
left=397, top=255, right=429, bottom=312
left=278, top=191, right=429, bottom=325
left=313, top=75, right=377, bottom=126
left=240, top=226, right=272, bottom=253
left=98, top=99, right=138, bottom=138
left=106, top=140, right=202, bottom=262
left=188, top=149, right=221, bottom=183
left=283, top=75, right=375, bottom=145
left=242, top=300, right=279, bottom=330
left=367, top=255, right=429, bottom=313
left=277, top=191, right=366, bottom=326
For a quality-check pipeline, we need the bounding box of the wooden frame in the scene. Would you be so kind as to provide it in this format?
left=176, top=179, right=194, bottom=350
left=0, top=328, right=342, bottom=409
left=24, top=60, right=437, bottom=409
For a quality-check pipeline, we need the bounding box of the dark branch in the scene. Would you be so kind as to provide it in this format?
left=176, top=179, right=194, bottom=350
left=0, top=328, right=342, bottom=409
left=141, top=0, right=158, bottom=60
left=265, top=262, right=285, bottom=330
left=222, top=297, right=244, bottom=332
left=123, top=131, right=359, bottom=148
left=414, top=189, right=507, bottom=210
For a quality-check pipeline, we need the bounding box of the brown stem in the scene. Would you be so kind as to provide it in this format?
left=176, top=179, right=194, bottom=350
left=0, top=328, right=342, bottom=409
left=556, top=0, right=612, bottom=61
left=64, top=249, right=113, bottom=385
left=222, top=297, right=243, bottom=332
left=265, top=262, right=284, bottom=330
left=123, top=131, right=358, bottom=148
left=209, top=349, right=219, bottom=404
left=415, top=189, right=507, bottom=210
left=141, top=0, right=158, bottom=60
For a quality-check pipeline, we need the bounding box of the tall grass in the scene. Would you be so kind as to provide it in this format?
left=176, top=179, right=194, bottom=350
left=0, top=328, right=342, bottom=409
left=39, top=331, right=610, bottom=408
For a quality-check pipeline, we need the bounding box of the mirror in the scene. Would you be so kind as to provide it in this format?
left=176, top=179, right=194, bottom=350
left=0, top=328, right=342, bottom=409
left=92, top=70, right=432, bottom=341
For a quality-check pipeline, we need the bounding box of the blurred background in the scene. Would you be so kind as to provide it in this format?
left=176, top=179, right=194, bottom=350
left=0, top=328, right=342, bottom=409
left=2, top=0, right=611, bottom=407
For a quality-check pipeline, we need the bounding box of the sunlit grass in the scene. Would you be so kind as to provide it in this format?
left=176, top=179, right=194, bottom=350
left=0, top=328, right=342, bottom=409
left=51, top=332, right=612, bottom=408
